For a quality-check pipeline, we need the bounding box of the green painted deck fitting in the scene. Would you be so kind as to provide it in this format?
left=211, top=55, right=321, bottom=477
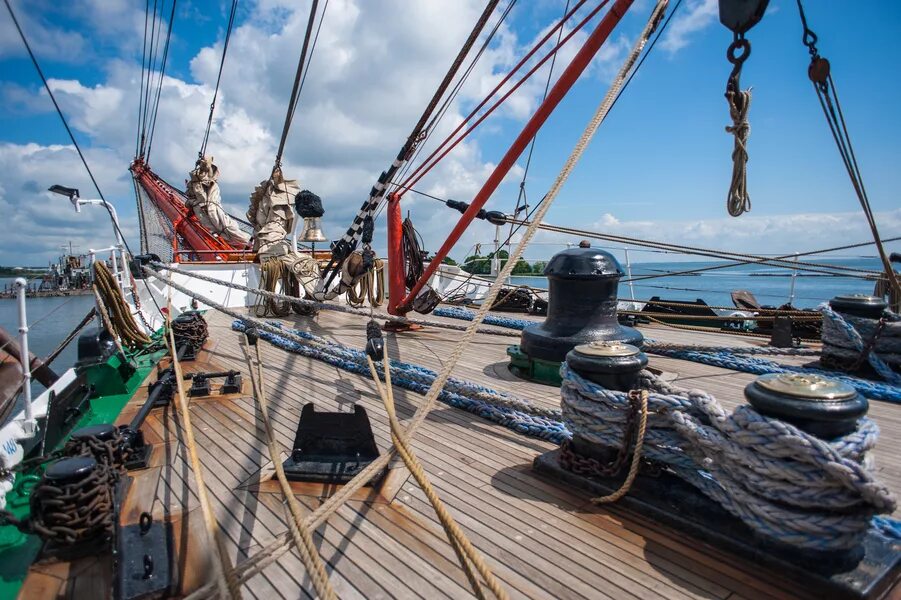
left=506, top=344, right=563, bottom=386
left=0, top=348, right=165, bottom=600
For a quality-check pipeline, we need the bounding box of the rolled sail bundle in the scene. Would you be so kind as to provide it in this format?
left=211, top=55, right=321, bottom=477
left=820, top=295, right=901, bottom=383
left=248, top=170, right=322, bottom=316
left=186, top=156, right=250, bottom=246
left=560, top=365, right=896, bottom=552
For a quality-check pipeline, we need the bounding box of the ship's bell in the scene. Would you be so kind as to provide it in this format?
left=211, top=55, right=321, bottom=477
left=299, top=217, right=327, bottom=242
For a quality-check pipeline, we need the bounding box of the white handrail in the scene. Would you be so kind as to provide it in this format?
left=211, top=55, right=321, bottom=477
left=13, top=278, right=36, bottom=438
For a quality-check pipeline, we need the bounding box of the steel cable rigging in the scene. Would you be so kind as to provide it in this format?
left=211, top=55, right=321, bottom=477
left=396, top=0, right=607, bottom=198
left=3, top=0, right=165, bottom=317
left=795, top=0, right=901, bottom=301
left=272, top=0, right=327, bottom=172
left=320, top=0, right=504, bottom=286
left=199, top=0, right=240, bottom=158
left=144, top=0, right=177, bottom=161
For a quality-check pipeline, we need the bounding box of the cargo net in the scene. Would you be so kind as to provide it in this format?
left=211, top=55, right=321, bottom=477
left=135, top=180, right=253, bottom=262
left=135, top=182, right=178, bottom=262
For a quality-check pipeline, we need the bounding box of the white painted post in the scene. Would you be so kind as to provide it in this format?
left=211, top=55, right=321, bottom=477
left=788, top=252, right=799, bottom=305
left=624, top=247, right=635, bottom=301
left=13, top=279, right=35, bottom=437
left=491, top=224, right=501, bottom=278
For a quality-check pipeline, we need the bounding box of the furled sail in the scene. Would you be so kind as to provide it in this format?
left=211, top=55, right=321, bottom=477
left=186, top=156, right=250, bottom=246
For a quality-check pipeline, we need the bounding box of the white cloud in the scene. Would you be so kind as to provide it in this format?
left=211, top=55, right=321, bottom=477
left=517, top=209, right=901, bottom=262
left=7, top=0, right=891, bottom=273
left=660, top=0, right=717, bottom=54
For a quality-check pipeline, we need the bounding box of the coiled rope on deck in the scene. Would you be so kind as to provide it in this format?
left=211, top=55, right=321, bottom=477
left=561, top=364, right=896, bottom=551
left=820, top=305, right=901, bottom=385
left=231, top=319, right=568, bottom=442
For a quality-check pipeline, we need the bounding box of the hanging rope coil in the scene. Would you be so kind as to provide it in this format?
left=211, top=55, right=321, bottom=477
left=93, top=261, right=152, bottom=348
left=346, top=258, right=385, bottom=307
left=255, top=258, right=292, bottom=317
left=560, top=364, right=895, bottom=551
left=725, top=86, right=752, bottom=216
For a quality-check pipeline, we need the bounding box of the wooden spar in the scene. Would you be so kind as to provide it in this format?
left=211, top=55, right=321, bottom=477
left=392, top=0, right=634, bottom=314
left=130, top=159, right=240, bottom=261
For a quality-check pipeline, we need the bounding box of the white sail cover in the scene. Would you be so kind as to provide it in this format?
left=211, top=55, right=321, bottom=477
left=186, top=156, right=250, bottom=246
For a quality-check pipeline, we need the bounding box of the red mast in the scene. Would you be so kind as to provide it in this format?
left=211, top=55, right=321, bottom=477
left=131, top=159, right=248, bottom=262
left=388, top=0, right=634, bottom=314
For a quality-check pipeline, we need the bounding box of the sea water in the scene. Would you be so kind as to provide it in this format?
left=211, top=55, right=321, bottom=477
left=0, top=277, right=96, bottom=404
left=507, top=257, right=887, bottom=310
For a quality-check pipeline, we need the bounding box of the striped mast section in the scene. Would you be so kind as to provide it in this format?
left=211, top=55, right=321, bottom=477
left=320, top=0, right=501, bottom=286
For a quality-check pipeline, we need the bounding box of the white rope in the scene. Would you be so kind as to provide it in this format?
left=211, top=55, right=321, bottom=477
left=561, top=365, right=896, bottom=551
left=725, top=88, right=752, bottom=216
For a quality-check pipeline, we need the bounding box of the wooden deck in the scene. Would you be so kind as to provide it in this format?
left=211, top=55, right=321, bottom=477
left=102, top=310, right=901, bottom=599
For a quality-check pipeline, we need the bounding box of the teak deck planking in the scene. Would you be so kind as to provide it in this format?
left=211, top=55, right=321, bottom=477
left=19, top=308, right=900, bottom=599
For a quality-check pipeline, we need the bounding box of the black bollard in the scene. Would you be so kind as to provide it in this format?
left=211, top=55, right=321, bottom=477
left=744, top=372, right=867, bottom=439
left=508, top=241, right=642, bottom=385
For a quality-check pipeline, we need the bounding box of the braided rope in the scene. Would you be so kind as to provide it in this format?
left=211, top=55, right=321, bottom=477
left=242, top=339, right=336, bottom=600
left=368, top=354, right=507, bottom=599
left=185, top=6, right=694, bottom=591
left=561, top=365, right=896, bottom=550
left=232, top=319, right=567, bottom=439
left=820, top=305, right=901, bottom=384
left=166, top=310, right=242, bottom=599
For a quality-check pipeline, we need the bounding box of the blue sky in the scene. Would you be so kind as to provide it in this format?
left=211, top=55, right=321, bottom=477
left=0, top=0, right=899, bottom=267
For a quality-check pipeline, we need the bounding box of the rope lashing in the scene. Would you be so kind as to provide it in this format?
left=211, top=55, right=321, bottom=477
left=230, top=319, right=568, bottom=443
left=560, top=364, right=896, bottom=551
left=819, top=304, right=901, bottom=385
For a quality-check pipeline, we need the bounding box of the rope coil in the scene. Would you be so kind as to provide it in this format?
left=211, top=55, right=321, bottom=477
left=560, top=364, right=896, bottom=551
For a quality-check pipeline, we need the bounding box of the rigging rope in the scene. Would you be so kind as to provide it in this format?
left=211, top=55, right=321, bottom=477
left=273, top=0, right=321, bottom=170
left=199, top=0, right=239, bottom=158
left=241, top=336, right=337, bottom=600
left=503, top=218, right=881, bottom=279
left=795, top=0, right=901, bottom=301
left=145, top=0, right=179, bottom=162
left=324, top=0, right=504, bottom=283
left=366, top=351, right=508, bottom=600
left=397, top=0, right=606, bottom=196
left=188, top=5, right=667, bottom=591
left=166, top=311, right=242, bottom=599
left=508, top=0, right=571, bottom=247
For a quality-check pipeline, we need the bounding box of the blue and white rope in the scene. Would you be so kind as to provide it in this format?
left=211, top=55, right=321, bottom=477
left=231, top=319, right=569, bottom=444
left=434, top=306, right=533, bottom=330
left=561, top=364, right=897, bottom=551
